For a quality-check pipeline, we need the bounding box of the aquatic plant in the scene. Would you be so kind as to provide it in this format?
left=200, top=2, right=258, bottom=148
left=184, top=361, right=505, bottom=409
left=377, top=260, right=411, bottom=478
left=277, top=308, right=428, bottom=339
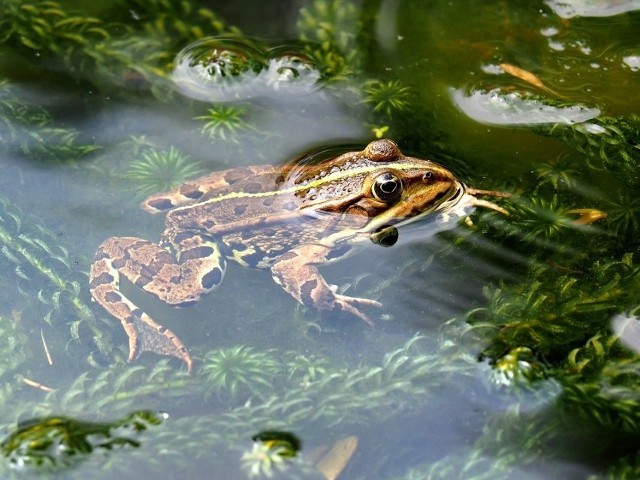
left=0, top=314, right=28, bottom=378
left=3, top=1, right=640, bottom=478
left=0, top=332, right=477, bottom=479
left=37, top=360, right=191, bottom=416
left=124, top=146, right=204, bottom=195
left=0, top=79, right=99, bottom=162
left=534, top=154, right=581, bottom=190
left=362, top=80, right=412, bottom=117
left=281, top=352, right=331, bottom=386
left=463, top=254, right=638, bottom=361
left=195, top=105, right=254, bottom=144
left=0, top=195, right=114, bottom=367
left=201, top=346, right=281, bottom=403
left=0, top=1, right=107, bottom=53
left=240, top=440, right=289, bottom=478
left=489, top=347, right=547, bottom=388
left=296, top=0, right=361, bottom=80
left=0, top=0, right=237, bottom=96
left=1, top=410, right=163, bottom=472
left=535, top=114, right=640, bottom=189
left=602, top=190, right=640, bottom=237
left=500, top=194, right=589, bottom=243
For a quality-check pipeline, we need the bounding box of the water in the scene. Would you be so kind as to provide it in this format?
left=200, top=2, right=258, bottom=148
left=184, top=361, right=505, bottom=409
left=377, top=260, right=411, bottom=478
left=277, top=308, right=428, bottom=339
left=1, top=1, right=640, bottom=478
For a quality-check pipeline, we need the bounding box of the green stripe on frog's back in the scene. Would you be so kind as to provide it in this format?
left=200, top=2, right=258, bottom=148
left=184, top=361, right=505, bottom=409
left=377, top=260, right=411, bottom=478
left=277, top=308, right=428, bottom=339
left=170, top=161, right=449, bottom=213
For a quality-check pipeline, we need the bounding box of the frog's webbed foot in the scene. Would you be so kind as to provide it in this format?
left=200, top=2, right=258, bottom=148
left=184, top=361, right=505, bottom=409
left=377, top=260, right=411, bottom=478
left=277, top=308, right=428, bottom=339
left=90, top=238, right=195, bottom=372
left=126, top=311, right=193, bottom=373
left=271, top=244, right=381, bottom=326
left=90, top=235, right=226, bottom=373
left=325, top=294, right=381, bottom=326
left=90, top=276, right=194, bottom=372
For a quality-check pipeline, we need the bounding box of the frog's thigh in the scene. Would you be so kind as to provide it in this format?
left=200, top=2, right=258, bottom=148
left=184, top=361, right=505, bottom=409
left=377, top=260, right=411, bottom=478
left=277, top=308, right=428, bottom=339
left=90, top=237, right=191, bottom=369
left=121, top=238, right=226, bottom=306
left=270, top=244, right=380, bottom=325
left=91, top=236, right=226, bottom=369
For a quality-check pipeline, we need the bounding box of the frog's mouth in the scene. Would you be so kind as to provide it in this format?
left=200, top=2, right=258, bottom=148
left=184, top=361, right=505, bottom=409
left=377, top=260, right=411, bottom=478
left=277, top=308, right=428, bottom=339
left=364, top=181, right=510, bottom=246
left=392, top=180, right=469, bottom=229
left=342, top=181, right=509, bottom=247
left=432, top=181, right=468, bottom=214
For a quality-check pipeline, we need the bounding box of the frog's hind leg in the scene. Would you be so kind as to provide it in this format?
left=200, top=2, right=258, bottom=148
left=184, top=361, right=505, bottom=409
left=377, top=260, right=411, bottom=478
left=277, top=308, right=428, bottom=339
left=90, top=236, right=226, bottom=372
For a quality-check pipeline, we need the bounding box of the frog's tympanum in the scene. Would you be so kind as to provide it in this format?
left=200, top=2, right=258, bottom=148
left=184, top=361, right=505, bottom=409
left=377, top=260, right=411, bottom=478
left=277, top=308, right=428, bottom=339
left=90, top=139, right=506, bottom=371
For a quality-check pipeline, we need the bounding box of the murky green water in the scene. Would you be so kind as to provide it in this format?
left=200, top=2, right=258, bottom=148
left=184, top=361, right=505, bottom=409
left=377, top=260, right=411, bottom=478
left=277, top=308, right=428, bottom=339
left=1, top=1, right=640, bottom=478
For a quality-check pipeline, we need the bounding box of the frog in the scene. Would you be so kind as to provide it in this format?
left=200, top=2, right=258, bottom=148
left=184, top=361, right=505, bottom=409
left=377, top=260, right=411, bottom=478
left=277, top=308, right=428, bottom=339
left=89, top=139, right=507, bottom=372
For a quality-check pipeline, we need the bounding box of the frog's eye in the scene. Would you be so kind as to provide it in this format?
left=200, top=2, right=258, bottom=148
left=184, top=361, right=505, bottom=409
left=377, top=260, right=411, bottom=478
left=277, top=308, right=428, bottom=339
left=372, top=173, right=403, bottom=203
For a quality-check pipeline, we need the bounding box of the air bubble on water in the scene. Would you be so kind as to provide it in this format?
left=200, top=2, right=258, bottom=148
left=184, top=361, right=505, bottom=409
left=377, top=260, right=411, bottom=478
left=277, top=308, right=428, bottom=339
left=623, top=55, right=640, bottom=72
left=172, top=37, right=321, bottom=102
left=451, top=87, right=600, bottom=126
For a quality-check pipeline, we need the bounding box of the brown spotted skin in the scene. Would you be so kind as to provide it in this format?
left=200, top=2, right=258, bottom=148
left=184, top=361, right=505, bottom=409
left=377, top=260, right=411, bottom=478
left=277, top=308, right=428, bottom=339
left=271, top=245, right=381, bottom=325
left=141, top=165, right=282, bottom=214
left=90, top=234, right=226, bottom=372
left=89, top=139, right=504, bottom=371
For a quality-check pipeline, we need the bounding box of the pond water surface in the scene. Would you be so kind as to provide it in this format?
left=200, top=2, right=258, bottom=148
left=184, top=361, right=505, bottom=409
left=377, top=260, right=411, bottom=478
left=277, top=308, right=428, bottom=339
left=1, top=1, right=640, bottom=479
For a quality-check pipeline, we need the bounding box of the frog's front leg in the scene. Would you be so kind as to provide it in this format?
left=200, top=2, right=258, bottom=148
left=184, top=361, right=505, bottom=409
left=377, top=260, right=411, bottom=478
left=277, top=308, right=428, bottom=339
left=271, top=244, right=381, bottom=325
left=89, top=235, right=226, bottom=372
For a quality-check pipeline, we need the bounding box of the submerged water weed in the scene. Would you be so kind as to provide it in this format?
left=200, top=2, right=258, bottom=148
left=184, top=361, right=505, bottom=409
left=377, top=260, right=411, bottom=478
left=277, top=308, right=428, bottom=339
left=124, top=146, right=204, bottom=196
left=534, top=154, right=581, bottom=190
left=489, top=347, right=547, bottom=388
left=0, top=0, right=237, bottom=97
left=0, top=195, right=112, bottom=365
left=282, top=352, right=332, bottom=387
left=487, top=194, right=601, bottom=249
left=118, top=135, right=158, bottom=158
left=0, top=315, right=28, bottom=377
left=0, top=78, right=99, bottom=162
left=464, top=261, right=616, bottom=361
left=536, top=115, right=640, bottom=188
left=602, top=190, right=640, bottom=238
left=562, top=351, right=640, bottom=432
left=362, top=80, right=412, bottom=117
left=201, top=346, right=281, bottom=402
left=241, top=441, right=289, bottom=478
left=195, top=105, right=254, bottom=144
left=0, top=410, right=164, bottom=472
left=296, top=0, right=360, bottom=80
left=0, top=1, right=106, bottom=53
left=38, top=360, right=192, bottom=414
left=124, top=0, right=239, bottom=46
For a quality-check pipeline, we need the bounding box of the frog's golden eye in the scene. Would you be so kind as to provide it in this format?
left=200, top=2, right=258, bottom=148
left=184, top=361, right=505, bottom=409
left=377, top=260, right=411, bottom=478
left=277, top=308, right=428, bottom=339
left=372, top=173, right=403, bottom=203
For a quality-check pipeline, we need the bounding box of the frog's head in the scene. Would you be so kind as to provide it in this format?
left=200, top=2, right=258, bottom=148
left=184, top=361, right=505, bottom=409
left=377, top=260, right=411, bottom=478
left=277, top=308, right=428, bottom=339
left=293, top=139, right=507, bottom=247
left=294, top=139, right=462, bottom=229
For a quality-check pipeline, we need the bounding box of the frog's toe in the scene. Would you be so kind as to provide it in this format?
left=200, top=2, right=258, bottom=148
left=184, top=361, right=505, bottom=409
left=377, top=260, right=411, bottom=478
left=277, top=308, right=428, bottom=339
left=331, top=295, right=382, bottom=326
left=129, top=313, right=194, bottom=373
left=337, top=295, right=383, bottom=309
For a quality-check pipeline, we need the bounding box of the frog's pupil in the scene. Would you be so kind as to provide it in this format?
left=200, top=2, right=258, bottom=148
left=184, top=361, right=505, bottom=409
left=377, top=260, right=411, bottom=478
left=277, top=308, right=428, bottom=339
left=381, top=180, right=397, bottom=193
left=373, top=173, right=402, bottom=202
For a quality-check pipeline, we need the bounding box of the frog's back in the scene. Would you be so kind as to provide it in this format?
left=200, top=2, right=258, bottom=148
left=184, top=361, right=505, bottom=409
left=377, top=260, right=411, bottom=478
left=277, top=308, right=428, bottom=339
left=141, top=165, right=286, bottom=214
